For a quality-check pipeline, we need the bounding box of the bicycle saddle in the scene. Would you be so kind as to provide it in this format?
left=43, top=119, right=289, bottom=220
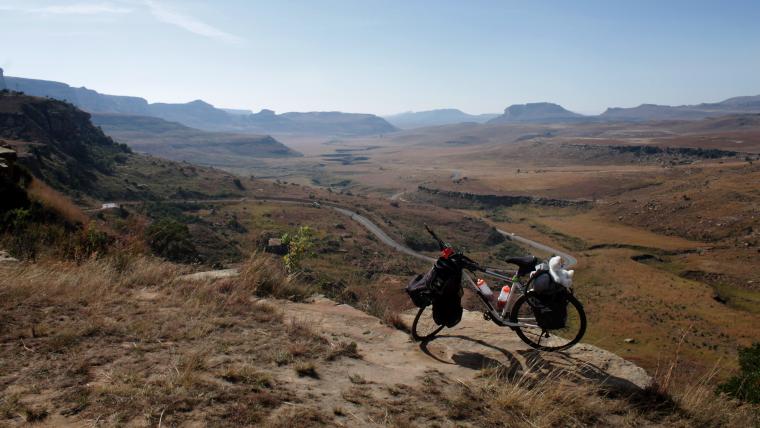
left=506, top=256, right=538, bottom=276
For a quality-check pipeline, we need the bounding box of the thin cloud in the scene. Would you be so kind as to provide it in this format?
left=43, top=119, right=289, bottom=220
left=0, top=2, right=132, bottom=15
left=144, top=0, right=243, bottom=44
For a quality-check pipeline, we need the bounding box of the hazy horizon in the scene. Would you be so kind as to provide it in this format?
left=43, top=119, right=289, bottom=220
left=2, top=0, right=759, bottom=116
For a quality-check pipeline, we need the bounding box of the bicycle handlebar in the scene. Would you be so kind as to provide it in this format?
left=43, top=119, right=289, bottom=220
left=425, top=224, right=484, bottom=271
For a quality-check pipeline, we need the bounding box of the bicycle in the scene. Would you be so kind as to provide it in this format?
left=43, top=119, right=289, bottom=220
left=411, top=226, right=586, bottom=352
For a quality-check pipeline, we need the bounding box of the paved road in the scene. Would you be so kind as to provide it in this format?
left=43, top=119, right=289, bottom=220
left=97, top=196, right=575, bottom=268
left=495, top=229, right=577, bottom=267
left=329, top=206, right=435, bottom=263
left=389, top=190, right=408, bottom=202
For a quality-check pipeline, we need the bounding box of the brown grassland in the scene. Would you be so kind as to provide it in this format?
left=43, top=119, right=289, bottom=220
left=1, top=253, right=758, bottom=426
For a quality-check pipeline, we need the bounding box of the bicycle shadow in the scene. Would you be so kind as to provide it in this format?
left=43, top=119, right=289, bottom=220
left=417, top=334, right=524, bottom=381
left=517, top=348, right=646, bottom=393
left=416, top=334, right=645, bottom=393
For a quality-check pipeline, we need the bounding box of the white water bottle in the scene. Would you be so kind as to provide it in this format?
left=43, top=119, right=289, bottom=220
left=476, top=278, right=493, bottom=299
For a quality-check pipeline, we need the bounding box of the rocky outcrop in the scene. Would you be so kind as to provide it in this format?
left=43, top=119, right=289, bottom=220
left=418, top=185, right=592, bottom=208
left=565, top=143, right=740, bottom=160
left=0, top=145, right=17, bottom=170
left=282, top=297, right=652, bottom=392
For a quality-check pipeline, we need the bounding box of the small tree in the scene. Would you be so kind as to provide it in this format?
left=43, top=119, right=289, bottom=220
left=145, top=217, right=198, bottom=263
left=717, top=342, right=760, bottom=403
left=281, top=226, right=315, bottom=272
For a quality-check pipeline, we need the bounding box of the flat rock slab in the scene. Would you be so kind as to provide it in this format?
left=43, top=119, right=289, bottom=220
left=281, top=297, right=652, bottom=392
left=180, top=268, right=239, bottom=281
left=0, top=250, right=18, bottom=263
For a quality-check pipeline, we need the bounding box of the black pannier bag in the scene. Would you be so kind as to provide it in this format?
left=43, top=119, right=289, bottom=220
left=528, top=271, right=569, bottom=330
left=406, top=270, right=434, bottom=308
left=430, top=257, right=463, bottom=327
left=406, top=257, right=463, bottom=327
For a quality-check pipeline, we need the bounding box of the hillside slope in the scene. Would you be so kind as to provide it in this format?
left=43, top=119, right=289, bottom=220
left=0, top=92, right=243, bottom=202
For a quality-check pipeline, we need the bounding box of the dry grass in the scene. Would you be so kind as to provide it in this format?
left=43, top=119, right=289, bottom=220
left=419, top=364, right=760, bottom=428
left=295, top=362, right=320, bottom=379
left=1, top=251, right=757, bottom=427
left=238, top=252, right=313, bottom=301
left=26, top=178, right=89, bottom=225
left=0, top=254, right=329, bottom=426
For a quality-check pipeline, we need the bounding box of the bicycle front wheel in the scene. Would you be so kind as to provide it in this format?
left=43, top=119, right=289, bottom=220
left=509, top=293, right=586, bottom=352
left=411, top=305, right=444, bottom=342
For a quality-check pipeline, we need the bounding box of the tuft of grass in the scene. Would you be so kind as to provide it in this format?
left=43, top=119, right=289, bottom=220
left=326, top=341, right=362, bottom=361
left=348, top=374, right=368, bottom=385
left=221, top=365, right=274, bottom=389
left=268, top=349, right=294, bottom=366
left=294, top=362, right=320, bottom=379
left=264, top=406, right=329, bottom=428
left=237, top=253, right=313, bottom=301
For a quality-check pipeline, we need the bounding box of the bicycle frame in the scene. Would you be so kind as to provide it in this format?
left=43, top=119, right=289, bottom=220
left=461, top=268, right=540, bottom=329
left=422, top=223, right=541, bottom=330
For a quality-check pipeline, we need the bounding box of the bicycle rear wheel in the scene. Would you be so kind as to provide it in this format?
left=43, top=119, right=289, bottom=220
left=411, top=305, right=444, bottom=341
left=509, top=293, right=586, bottom=351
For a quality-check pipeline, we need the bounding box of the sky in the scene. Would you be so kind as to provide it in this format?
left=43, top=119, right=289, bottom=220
left=1, top=0, right=759, bottom=115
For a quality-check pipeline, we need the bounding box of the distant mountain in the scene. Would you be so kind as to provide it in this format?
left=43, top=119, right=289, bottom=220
left=91, top=114, right=301, bottom=166
left=3, top=74, right=397, bottom=136
left=278, top=111, right=397, bottom=135
left=601, top=95, right=760, bottom=121
left=148, top=100, right=234, bottom=131
left=487, top=102, right=585, bottom=124
left=384, top=109, right=499, bottom=129
left=0, top=68, right=6, bottom=90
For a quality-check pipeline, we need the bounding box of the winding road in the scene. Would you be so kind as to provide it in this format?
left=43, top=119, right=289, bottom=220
left=124, top=195, right=578, bottom=280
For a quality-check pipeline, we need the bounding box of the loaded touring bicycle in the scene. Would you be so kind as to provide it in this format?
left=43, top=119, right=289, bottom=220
left=407, top=226, right=586, bottom=351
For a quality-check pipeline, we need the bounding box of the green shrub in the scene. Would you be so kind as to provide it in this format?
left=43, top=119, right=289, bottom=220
left=145, top=218, right=199, bottom=263
left=281, top=226, right=315, bottom=273
left=403, top=232, right=438, bottom=252
left=485, top=227, right=506, bottom=246
left=717, top=343, right=760, bottom=403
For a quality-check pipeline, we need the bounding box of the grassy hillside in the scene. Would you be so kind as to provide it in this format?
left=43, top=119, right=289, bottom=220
left=0, top=92, right=244, bottom=203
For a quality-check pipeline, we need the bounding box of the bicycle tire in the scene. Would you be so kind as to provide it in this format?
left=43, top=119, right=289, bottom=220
left=509, top=293, right=586, bottom=352
left=411, top=305, right=444, bottom=341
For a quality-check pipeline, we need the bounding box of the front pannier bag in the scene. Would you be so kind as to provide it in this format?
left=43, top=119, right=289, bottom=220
left=528, top=271, right=569, bottom=330
left=407, top=257, right=464, bottom=327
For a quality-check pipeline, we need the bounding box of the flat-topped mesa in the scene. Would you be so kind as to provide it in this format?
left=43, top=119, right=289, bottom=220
left=488, top=102, right=585, bottom=124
